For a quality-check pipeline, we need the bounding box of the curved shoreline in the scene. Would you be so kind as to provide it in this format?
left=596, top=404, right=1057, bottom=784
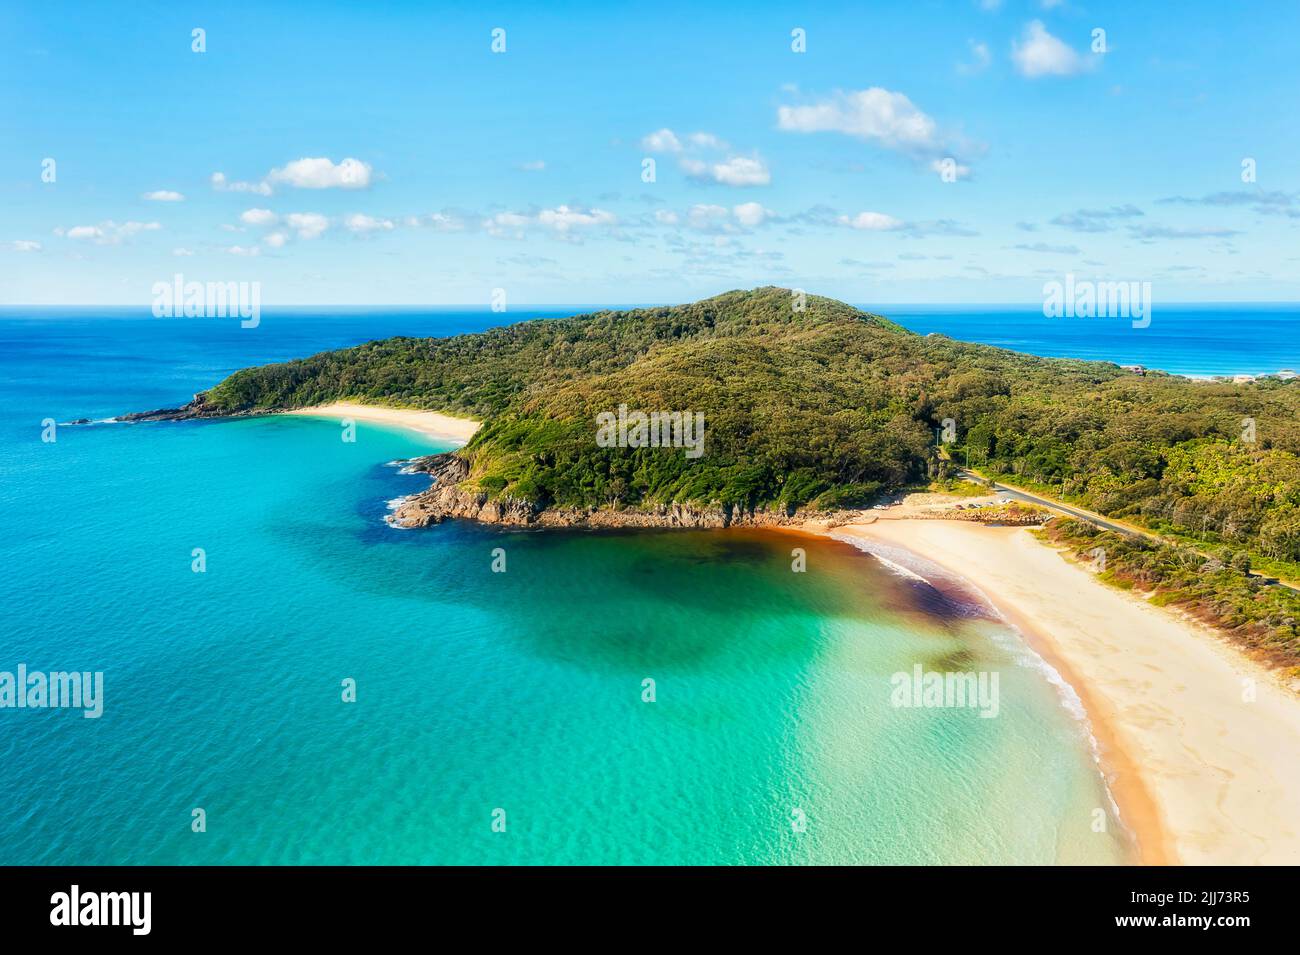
left=282, top=402, right=481, bottom=444
left=802, top=514, right=1300, bottom=866
left=277, top=407, right=1167, bottom=863
left=821, top=527, right=1169, bottom=864
left=253, top=403, right=1299, bottom=865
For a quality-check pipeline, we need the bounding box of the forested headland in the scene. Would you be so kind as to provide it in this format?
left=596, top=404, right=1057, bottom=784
left=188, top=287, right=1300, bottom=666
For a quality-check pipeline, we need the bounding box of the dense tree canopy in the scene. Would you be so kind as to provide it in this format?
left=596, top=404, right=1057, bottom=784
left=204, top=287, right=1300, bottom=567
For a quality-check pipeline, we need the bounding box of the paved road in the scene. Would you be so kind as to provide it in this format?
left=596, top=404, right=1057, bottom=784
left=955, top=468, right=1300, bottom=595
left=955, top=469, right=1153, bottom=539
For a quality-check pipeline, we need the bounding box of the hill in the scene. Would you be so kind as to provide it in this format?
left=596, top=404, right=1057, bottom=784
left=167, top=287, right=1294, bottom=556
left=191, top=287, right=1299, bottom=547
left=140, top=286, right=1300, bottom=665
left=193, top=287, right=1133, bottom=511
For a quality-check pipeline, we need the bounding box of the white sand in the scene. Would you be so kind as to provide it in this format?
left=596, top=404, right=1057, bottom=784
left=808, top=515, right=1300, bottom=865
left=284, top=402, right=480, bottom=444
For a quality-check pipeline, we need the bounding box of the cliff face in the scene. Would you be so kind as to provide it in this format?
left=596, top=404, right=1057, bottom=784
left=389, top=452, right=843, bottom=530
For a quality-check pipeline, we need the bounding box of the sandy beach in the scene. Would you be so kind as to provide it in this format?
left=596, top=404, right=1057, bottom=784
left=284, top=402, right=481, bottom=444
left=805, top=509, right=1300, bottom=865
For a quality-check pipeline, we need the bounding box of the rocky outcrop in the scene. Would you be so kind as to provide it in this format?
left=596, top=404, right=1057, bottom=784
left=390, top=452, right=859, bottom=530
left=936, top=503, right=1050, bottom=527
left=117, top=392, right=250, bottom=423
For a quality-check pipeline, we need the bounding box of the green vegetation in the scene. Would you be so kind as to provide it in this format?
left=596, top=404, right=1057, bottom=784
left=958, top=501, right=1051, bottom=524
left=952, top=369, right=1300, bottom=578
left=1044, top=519, right=1299, bottom=672
left=205, top=288, right=964, bottom=510
left=201, top=286, right=1300, bottom=662
left=926, top=477, right=990, bottom=497
left=204, top=287, right=1300, bottom=526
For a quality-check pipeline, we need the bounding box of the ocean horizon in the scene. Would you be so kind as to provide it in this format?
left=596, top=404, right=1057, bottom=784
left=3, top=301, right=1298, bottom=379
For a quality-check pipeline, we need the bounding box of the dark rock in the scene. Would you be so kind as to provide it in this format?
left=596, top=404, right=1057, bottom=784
left=390, top=455, right=853, bottom=531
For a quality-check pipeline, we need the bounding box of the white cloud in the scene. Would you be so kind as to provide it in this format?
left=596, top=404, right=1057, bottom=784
left=143, top=190, right=185, bottom=202
left=641, top=128, right=683, bottom=153
left=777, top=87, right=954, bottom=164
left=285, top=212, right=329, bottom=239
left=227, top=245, right=260, bottom=256
left=670, top=203, right=773, bottom=233
left=267, top=157, right=372, bottom=190
left=10, top=240, right=42, bottom=252
left=483, top=206, right=616, bottom=238
left=405, top=212, right=465, bottom=231
left=537, top=206, right=616, bottom=232
left=211, top=171, right=272, bottom=196
left=682, top=155, right=771, bottom=187
left=642, top=128, right=730, bottom=153
left=118, top=221, right=161, bottom=236
left=688, top=132, right=728, bottom=149
left=345, top=213, right=396, bottom=233
left=657, top=203, right=975, bottom=240
left=264, top=233, right=288, bottom=249
left=713, top=156, right=771, bottom=187
left=839, top=211, right=904, bottom=231
left=980, top=0, right=1002, bottom=10
left=517, top=160, right=546, bottom=171
left=172, top=247, right=195, bottom=256
left=240, top=208, right=278, bottom=227
left=55, top=221, right=161, bottom=244
left=732, top=202, right=771, bottom=228
left=483, top=212, right=533, bottom=238
left=686, top=204, right=731, bottom=231
left=1011, top=20, right=1088, bottom=77
left=62, top=226, right=104, bottom=240
left=211, top=158, right=372, bottom=197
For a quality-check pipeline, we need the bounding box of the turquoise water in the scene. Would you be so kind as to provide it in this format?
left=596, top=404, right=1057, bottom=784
left=0, top=314, right=1132, bottom=864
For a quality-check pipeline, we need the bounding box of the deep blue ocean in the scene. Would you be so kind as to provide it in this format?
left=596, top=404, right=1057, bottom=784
left=881, top=303, right=1300, bottom=377
left=2, top=301, right=1293, bottom=864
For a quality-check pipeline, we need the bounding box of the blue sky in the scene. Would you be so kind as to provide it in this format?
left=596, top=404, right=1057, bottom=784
left=3, top=0, right=1299, bottom=305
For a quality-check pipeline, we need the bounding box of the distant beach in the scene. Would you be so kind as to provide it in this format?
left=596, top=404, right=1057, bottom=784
left=284, top=402, right=481, bottom=444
